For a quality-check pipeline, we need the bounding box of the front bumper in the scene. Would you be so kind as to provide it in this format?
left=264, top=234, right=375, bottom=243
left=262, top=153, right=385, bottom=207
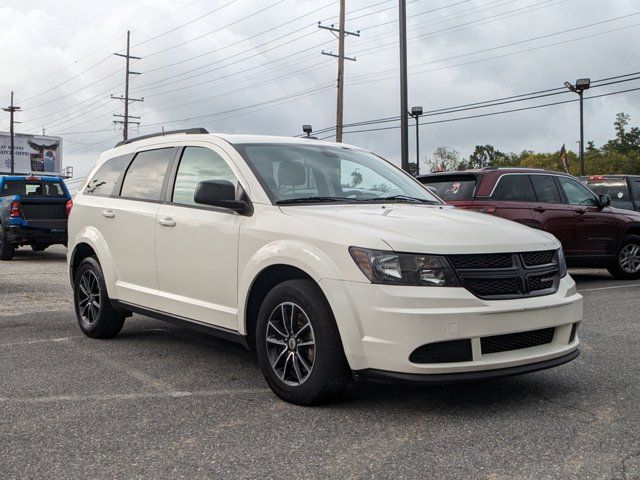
left=320, top=275, right=583, bottom=376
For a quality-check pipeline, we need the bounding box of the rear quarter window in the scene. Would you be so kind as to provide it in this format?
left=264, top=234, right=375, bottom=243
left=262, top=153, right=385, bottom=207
left=419, top=175, right=477, bottom=201
left=85, top=154, right=132, bottom=197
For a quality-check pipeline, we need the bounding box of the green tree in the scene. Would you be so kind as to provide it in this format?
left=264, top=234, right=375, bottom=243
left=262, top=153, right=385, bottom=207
left=467, top=144, right=507, bottom=169
left=350, top=168, right=363, bottom=188
left=427, top=146, right=464, bottom=172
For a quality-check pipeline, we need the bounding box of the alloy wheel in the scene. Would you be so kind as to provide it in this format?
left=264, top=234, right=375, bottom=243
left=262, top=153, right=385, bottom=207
left=78, top=270, right=101, bottom=328
left=265, top=302, right=316, bottom=386
left=619, top=243, right=640, bottom=274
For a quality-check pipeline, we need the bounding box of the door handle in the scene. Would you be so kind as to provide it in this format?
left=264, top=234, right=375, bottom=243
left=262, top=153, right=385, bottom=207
left=533, top=207, right=545, bottom=213
left=574, top=209, right=586, bottom=214
left=102, top=209, right=115, bottom=219
left=158, top=217, right=176, bottom=227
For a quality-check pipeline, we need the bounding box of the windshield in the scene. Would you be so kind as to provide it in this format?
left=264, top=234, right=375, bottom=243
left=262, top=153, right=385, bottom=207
left=235, top=143, right=441, bottom=205
left=1, top=180, right=66, bottom=197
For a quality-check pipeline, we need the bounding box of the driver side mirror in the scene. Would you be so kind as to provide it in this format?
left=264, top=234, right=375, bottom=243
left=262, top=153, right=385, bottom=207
left=597, top=194, right=611, bottom=209
left=194, top=180, right=251, bottom=215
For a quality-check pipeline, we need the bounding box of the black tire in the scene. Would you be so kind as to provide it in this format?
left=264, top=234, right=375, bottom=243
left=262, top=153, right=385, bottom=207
left=607, top=235, right=640, bottom=280
left=73, top=256, right=125, bottom=338
left=31, top=243, right=48, bottom=252
left=0, top=225, right=15, bottom=260
left=256, top=279, right=350, bottom=406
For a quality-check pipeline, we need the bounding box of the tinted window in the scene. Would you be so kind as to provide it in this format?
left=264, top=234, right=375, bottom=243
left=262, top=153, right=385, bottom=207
left=85, top=155, right=132, bottom=196
left=120, top=149, right=174, bottom=201
left=172, top=147, right=238, bottom=206
left=1, top=180, right=66, bottom=197
left=530, top=175, right=562, bottom=204
left=634, top=180, right=640, bottom=203
left=586, top=178, right=633, bottom=210
left=557, top=176, right=597, bottom=206
left=419, top=176, right=476, bottom=201
left=492, top=175, right=525, bottom=201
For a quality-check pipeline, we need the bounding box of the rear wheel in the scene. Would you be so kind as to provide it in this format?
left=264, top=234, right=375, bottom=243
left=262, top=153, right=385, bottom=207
left=0, top=226, right=15, bottom=260
left=73, top=257, right=125, bottom=338
left=256, top=279, right=350, bottom=405
left=607, top=235, right=640, bottom=280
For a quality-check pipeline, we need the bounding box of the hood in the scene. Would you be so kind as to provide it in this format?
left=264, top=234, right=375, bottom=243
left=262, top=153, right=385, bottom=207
left=280, top=204, right=559, bottom=254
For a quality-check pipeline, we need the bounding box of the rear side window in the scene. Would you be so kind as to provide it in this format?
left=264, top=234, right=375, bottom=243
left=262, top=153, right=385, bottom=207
left=492, top=175, right=526, bottom=201
left=530, top=175, right=562, bottom=204
left=634, top=180, right=640, bottom=204
left=120, top=148, right=174, bottom=201
left=1, top=180, right=65, bottom=197
left=420, top=175, right=477, bottom=201
left=85, top=155, right=132, bottom=196
left=172, top=147, right=238, bottom=206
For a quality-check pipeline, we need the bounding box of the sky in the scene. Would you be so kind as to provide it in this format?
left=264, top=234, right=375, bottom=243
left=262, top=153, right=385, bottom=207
left=1, top=0, right=639, bottom=185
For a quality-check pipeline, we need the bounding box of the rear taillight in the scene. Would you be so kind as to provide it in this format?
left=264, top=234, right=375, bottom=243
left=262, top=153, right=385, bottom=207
left=66, top=199, right=73, bottom=217
left=589, top=175, right=604, bottom=180
left=10, top=201, right=20, bottom=218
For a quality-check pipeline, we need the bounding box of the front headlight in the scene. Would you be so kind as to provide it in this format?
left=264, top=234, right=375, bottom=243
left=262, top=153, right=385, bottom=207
left=349, top=247, right=460, bottom=287
left=558, top=247, right=567, bottom=278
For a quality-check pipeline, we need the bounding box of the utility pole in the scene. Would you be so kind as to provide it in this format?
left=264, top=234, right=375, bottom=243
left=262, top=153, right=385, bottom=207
left=564, top=78, right=590, bottom=176
left=3, top=91, right=21, bottom=174
left=319, top=1, right=360, bottom=143
left=112, top=31, right=143, bottom=141
left=399, top=0, right=409, bottom=172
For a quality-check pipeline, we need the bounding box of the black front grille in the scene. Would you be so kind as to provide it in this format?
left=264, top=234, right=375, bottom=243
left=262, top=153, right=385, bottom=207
left=464, top=277, right=523, bottom=297
left=448, top=250, right=560, bottom=300
left=409, top=339, right=473, bottom=364
left=569, top=323, right=579, bottom=343
left=449, top=253, right=513, bottom=270
left=481, top=327, right=555, bottom=354
left=522, top=250, right=557, bottom=267
left=20, top=203, right=67, bottom=220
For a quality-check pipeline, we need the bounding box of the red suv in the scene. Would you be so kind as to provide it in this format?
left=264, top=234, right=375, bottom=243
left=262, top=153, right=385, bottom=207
left=418, top=168, right=640, bottom=279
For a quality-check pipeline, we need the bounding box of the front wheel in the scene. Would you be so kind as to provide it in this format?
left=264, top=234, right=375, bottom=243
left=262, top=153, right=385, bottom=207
left=73, top=257, right=125, bottom=338
left=256, top=279, right=350, bottom=405
left=607, top=235, right=640, bottom=280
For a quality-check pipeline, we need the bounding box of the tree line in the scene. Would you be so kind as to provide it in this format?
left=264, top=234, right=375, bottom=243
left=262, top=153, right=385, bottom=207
left=416, top=112, right=640, bottom=176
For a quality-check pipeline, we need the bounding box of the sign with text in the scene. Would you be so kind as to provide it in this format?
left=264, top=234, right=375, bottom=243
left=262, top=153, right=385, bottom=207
left=0, top=132, right=63, bottom=175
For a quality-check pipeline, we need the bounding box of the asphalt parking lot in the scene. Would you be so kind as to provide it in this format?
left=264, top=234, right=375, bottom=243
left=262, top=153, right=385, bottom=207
left=1, top=246, right=639, bottom=479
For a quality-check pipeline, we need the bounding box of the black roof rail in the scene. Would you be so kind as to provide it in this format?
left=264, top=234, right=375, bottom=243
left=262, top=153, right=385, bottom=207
left=114, top=128, right=209, bottom=147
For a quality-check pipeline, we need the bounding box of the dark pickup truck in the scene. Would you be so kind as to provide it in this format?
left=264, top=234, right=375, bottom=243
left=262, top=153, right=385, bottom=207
left=0, top=175, right=72, bottom=260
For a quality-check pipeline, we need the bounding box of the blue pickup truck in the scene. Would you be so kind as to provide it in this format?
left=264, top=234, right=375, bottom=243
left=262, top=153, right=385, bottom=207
left=0, top=175, right=72, bottom=260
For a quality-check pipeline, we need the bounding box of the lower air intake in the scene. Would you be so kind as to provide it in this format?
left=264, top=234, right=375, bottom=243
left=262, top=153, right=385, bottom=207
left=409, top=339, right=473, bottom=364
left=481, top=327, right=555, bottom=354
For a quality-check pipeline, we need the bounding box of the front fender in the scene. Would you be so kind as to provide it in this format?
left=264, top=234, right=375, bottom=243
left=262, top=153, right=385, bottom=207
left=69, top=226, right=118, bottom=296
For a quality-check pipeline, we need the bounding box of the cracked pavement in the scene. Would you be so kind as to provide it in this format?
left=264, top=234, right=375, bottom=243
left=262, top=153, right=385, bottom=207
left=1, top=246, right=639, bottom=479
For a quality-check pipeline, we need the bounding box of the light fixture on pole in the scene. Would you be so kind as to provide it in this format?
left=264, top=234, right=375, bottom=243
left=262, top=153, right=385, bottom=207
left=410, top=106, right=423, bottom=176
left=302, top=124, right=313, bottom=138
left=564, top=78, right=590, bottom=176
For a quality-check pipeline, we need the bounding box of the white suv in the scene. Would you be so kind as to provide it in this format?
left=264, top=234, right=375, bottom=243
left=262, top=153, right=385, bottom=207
left=68, top=129, right=583, bottom=405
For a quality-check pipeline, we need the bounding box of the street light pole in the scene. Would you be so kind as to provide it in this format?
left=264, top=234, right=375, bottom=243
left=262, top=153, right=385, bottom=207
left=410, top=106, right=423, bottom=176
left=564, top=78, right=590, bottom=176
left=579, top=89, right=585, bottom=176
left=399, top=0, right=409, bottom=172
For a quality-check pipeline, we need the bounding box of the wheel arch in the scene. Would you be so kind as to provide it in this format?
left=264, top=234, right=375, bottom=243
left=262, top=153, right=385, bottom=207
left=69, top=226, right=118, bottom=295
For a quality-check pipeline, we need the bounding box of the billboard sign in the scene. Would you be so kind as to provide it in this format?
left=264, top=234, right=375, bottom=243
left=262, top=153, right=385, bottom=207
left=0, top=132, right=63, bottom=175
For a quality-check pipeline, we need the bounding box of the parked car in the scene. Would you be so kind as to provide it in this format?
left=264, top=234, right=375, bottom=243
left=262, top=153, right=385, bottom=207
left=579, top=175, right=640, bottom=212
left=68, top=130, right=582, bottom=405
left=418, top=168, right=640, bottom=279
left=0, top=174, right=72, bottom=260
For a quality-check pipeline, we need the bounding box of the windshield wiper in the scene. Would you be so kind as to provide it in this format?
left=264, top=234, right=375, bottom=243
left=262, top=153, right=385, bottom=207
left=367, top=195, right=440, bottom=204
left=275, top=196, right=361, bottom=205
